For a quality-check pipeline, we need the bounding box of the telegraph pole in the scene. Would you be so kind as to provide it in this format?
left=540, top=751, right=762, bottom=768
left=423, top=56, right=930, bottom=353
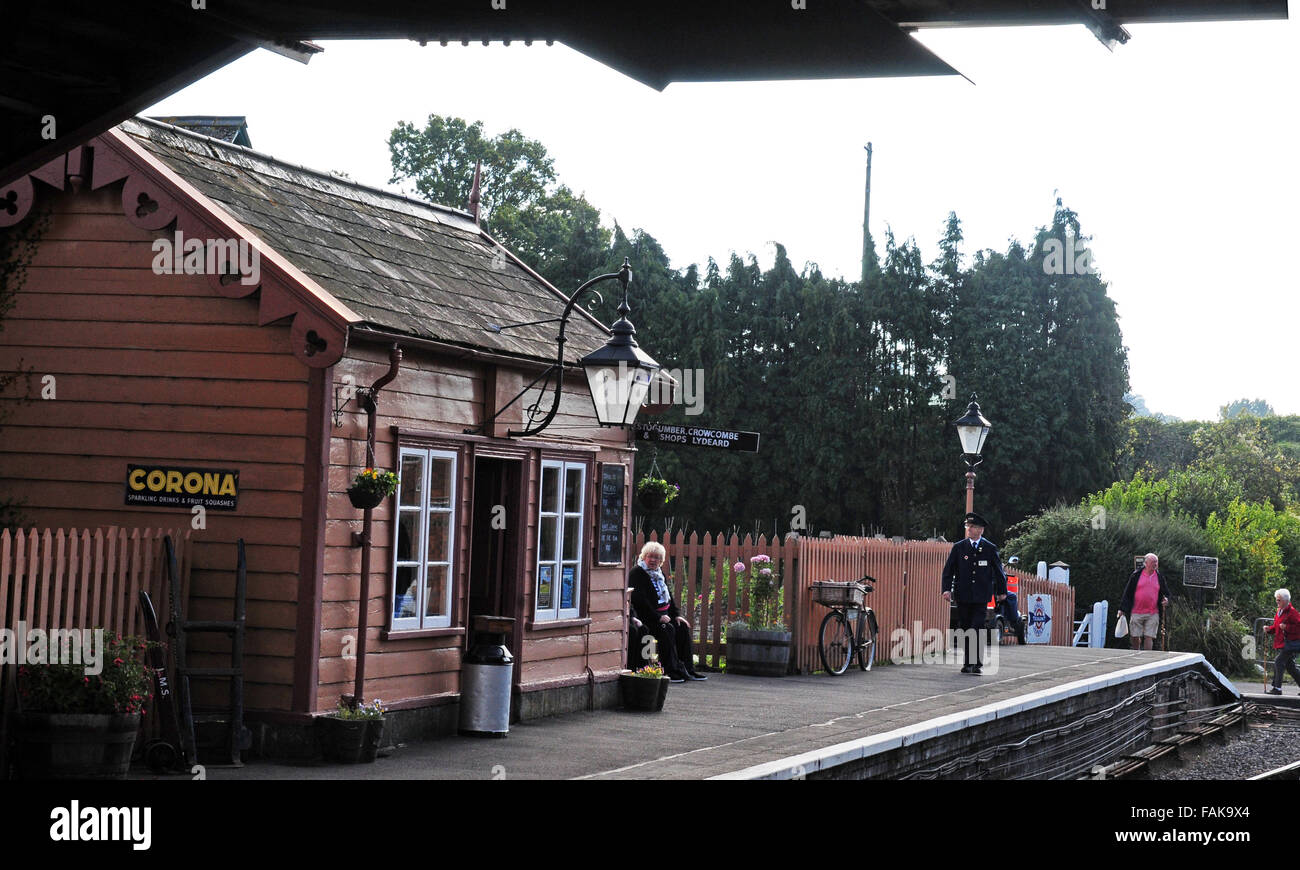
left=862, top=142, right=874, bottom=284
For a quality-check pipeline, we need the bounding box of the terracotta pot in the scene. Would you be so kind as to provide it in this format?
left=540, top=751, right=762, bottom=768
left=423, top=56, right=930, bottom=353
left=14, top=712, right=141, bottom=780
left=619, top=674, right=669, bottom=711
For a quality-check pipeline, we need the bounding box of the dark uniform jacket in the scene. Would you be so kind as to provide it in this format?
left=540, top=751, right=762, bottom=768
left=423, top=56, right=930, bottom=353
left=942, top=537, right=1009, bottom=604
left=629, top=564, right=679, bottom=626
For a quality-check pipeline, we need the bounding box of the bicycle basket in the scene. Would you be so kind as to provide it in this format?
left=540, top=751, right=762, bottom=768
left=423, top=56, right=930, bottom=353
left=811, top=581, right=866, bottom=608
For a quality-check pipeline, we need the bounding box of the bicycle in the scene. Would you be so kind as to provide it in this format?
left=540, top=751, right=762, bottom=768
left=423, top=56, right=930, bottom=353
left=812, top=577, right=879, bottom=675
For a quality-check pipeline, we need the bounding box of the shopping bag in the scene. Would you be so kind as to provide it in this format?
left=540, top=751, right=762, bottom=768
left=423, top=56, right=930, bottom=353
left=1115, top=612, right=1129, bottom=638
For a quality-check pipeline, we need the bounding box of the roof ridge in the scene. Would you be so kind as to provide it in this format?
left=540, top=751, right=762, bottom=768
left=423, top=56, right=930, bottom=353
left=128, top=115, right=481, bottom=226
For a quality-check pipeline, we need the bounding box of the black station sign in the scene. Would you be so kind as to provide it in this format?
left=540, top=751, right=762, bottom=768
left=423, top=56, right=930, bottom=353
left=597, top=464, right=626, bottom=565
left=1183, top=555, right=1218, bottom=589
left=632, top=423, right=760, bottom=452
left=125, top=464, right=239, bottom=510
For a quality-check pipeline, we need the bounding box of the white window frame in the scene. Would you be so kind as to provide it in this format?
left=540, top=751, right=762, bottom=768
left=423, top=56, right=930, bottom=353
left=535, top=459, right=586, bottom=622
left=390, top=446, right=457, bottom=631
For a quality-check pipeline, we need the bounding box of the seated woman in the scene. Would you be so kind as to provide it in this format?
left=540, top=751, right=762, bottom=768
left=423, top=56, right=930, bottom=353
left=629, top=541, right=707, bottom=682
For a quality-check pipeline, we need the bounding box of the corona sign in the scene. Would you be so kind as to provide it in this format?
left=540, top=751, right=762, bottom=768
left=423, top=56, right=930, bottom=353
left=125, top=464, right=239, bottom=510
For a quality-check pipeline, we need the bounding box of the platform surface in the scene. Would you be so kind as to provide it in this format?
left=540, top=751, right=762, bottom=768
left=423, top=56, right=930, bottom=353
left=197, top=646, right=1216, bottom=780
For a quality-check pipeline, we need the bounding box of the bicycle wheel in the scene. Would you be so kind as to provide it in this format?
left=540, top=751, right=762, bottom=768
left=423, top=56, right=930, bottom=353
left=819, top=609, right=854, bottom=675
left=857, top=609, right=877, bottom=671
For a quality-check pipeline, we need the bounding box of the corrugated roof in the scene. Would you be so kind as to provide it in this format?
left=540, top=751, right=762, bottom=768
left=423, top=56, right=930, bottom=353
left=119, top=117, right=612, bottom=364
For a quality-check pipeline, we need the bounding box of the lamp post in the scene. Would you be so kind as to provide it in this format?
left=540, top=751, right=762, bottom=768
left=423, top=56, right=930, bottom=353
left=953, top=393, right=991, bottom=514
left=474, top=256, right=661, bottom=437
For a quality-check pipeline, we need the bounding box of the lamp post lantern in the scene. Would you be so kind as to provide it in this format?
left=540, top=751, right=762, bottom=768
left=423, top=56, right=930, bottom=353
left=953, top=394, right=991, bottom=514
left=472, top=257, right=661, bottom=438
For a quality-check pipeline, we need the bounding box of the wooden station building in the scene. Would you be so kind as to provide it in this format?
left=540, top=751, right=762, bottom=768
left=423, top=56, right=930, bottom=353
left=0, top=118, right=643, bottom=750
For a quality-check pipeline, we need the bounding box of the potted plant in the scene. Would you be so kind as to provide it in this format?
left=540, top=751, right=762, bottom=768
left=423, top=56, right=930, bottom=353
left=618, top=662, right=669, bottom=711
left=348, top=467, right=399, bottom=510
left=318, top=696, right=387, bottom=763
left=635, top=475, right=679, bottom=512
left=14, top=632, right=156, bottom=779
left=725, top=556, right=792, bottom=677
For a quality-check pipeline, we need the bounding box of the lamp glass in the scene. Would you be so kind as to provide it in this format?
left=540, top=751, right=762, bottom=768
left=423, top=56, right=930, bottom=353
left=957, top=423, right=990, bottom=456
left=584, top=361, right=654, bottom=426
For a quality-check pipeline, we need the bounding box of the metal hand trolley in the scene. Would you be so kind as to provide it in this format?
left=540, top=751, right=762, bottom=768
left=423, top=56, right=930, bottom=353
left=812, top=577, right=879, bottom=675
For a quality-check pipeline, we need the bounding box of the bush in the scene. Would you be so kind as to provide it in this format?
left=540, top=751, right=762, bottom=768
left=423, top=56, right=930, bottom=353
left=1004, top=506, right=1214, bottom=646
left=1164, top=598, right=1254, bottom=677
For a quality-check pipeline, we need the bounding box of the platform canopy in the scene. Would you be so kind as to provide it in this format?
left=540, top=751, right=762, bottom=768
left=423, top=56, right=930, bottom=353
left=0, top=0, right=1287, bottom=186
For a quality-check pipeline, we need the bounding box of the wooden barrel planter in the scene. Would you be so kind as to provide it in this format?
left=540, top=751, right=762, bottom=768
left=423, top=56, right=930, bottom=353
left=619, top=674, right=669, bottom=711
left=13, top=712, right=141, bottom=780
left=726, top=629, right=792, bottom=676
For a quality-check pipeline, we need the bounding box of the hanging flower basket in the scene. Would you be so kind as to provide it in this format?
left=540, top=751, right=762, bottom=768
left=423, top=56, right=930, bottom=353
left=348, top=467, right=398, bottom=510
left=635, top=475, right=679, bottom=512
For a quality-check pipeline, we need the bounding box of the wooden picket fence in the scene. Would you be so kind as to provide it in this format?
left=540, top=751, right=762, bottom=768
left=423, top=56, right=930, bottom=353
left=1, top=527, right=191, bottom=637
left=634, top=530, right=1075, bottom=674
left=1, top=527, right=193, bottom=771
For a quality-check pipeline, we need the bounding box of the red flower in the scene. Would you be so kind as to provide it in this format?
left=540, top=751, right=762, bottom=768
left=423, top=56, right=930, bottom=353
left=113, top=658, right=124, bottom=666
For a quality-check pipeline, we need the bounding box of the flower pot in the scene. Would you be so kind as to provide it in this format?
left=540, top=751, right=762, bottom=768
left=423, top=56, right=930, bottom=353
left=319, top=716, right=385, bottom=763
left=619, top=674, right=669, bottom=711
left=13, top=712, right=141, bottom=780
left=636, top=490, right=667, bottom=512
left=726, top=628, right=792, bottom=677
left=347, top=486, right=385, bottom=510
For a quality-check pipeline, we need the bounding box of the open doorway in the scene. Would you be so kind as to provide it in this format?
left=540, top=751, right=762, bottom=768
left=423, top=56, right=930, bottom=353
left=468, top=457, right=523, bottom=654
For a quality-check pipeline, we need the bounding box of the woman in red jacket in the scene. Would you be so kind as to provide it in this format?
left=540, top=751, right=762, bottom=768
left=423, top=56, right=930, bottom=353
left=1263, top=588, right=1300, bottom=694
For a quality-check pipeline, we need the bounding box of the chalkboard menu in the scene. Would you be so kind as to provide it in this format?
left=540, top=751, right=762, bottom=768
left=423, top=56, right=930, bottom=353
left=1184, top=555, right=1219, bottom=589
left=598, top=464, right=626, bottom=565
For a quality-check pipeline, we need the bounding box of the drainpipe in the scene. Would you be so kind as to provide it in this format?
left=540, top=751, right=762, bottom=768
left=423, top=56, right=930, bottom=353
left=352, top=344, right=402, bottom=706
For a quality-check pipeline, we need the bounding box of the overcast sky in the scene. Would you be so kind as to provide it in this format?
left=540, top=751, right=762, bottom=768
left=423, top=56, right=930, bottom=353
left=146, top=13, right=1299, bottom=424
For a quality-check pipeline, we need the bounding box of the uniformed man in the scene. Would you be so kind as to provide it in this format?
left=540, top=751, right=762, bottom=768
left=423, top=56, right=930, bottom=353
left=941, top=512, right=1008, bottom=674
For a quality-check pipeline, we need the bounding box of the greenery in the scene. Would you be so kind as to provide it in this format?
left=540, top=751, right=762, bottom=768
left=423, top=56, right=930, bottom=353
left=1008, top=409, right=1300, bottom=666
left=635, top=475, right=679, bottom=505
left=729, top=555, right=786, bottom=631
left=630, top=662, right=665, bottom=679
left=389, top=114, right=1130, bottom=541
left=334, top=697, right=387, bottom=720
left=1164, top=599, right=1254, bottom=677
left=350, top=467, right=399, bottom=498
left=1005, top=506, right=1213, bottom=643
left=17, top=633, right=157, bottom=715
left=1220, top=398, right=1274, bottom=420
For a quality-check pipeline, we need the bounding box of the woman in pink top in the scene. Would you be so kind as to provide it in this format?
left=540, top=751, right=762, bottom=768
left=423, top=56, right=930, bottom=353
left=1119, top=553, right=1171, bottom=651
